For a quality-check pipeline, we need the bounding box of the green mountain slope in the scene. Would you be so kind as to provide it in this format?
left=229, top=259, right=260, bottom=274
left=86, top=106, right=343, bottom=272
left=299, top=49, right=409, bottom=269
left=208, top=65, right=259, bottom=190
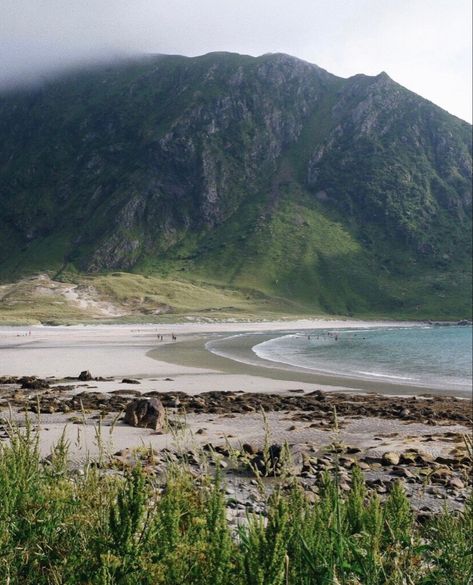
left=0, top=52, right=471, bottom=318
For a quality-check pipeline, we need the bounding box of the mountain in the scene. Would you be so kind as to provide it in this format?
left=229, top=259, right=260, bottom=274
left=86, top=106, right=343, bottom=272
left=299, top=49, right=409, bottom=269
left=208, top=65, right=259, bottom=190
left=0, top=52, right=471, bottom=319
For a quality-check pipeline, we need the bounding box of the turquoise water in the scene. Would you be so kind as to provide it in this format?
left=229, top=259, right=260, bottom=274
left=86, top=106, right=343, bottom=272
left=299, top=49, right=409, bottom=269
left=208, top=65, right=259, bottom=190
left=252, top=326, right=472, bottom=393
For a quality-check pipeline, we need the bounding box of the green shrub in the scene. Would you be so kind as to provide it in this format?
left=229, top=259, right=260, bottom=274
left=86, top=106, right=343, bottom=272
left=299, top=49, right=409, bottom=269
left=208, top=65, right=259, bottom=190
left=0, top=424, right=471, bottom=584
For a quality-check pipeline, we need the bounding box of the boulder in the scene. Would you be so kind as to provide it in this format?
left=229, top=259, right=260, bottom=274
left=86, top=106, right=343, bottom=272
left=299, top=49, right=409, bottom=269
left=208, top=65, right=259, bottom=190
left=123, top=398, right=166, bottom=431
left=78, top=370, right=93, bottom=381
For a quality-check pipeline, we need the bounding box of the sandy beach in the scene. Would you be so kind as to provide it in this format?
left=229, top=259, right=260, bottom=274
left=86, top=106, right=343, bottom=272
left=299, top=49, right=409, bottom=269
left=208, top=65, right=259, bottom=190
left=0, top=318, right=460, bottom=394
left=1, top=319, right=471, bottom=514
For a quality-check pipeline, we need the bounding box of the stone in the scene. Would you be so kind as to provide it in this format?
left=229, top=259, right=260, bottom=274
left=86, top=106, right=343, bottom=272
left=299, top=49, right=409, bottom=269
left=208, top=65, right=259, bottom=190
left=339, top=456, right=355, bottom=468
left=435, top=455, right=457, bottom=466
left=391, top=467, right=415, bottom=479
left=448, top=477, right=465, bottom=490
left=20, top=377, right=50, bottom=390
left=121, top=378, right=140, bottom=384
left=123, top=398, right=166, bottom=431
left=382, top=452, right=400, bottom=466
left=0, top=376, right=19, bottom=384
left=78, top=370, right=93, bottom=381
left=357, top=461, right=370, bottom=470
left=111, top=389, right=142, bottom=397
left=167, top=397, right=181, bottom=408
left=399, top=452, right=417, bottom=464
left=242, top=443, right=255, bottom=455
left=307, top=389, right=326, bottom=400
left=252, top=444, right=284, bottom=475
left=416, top=452, right=434, bottom=464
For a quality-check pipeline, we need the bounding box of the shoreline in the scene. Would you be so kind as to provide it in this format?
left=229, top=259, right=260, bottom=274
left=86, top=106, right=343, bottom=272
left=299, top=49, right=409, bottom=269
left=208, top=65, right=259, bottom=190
left=0, top=319, right=471, bottom=397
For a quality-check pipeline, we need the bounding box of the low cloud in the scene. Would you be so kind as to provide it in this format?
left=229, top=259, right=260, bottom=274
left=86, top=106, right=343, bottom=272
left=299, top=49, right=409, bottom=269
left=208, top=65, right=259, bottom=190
left=0, top=0, right=471, bottom=121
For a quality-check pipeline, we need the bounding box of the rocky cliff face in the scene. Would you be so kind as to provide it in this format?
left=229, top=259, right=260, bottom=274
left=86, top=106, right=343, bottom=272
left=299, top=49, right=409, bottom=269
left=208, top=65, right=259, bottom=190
left=0, top=52, right=471, bottom=317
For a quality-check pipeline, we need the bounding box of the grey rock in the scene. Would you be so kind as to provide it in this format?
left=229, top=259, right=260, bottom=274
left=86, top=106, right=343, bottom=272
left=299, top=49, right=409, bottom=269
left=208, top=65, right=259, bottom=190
left=123, top=398, right=166, bottom=431
left=382, top=452, right=400, bottom=466
left=78, top=370, right=93, bottom=381
left=448, top=477, right=465, bottom=490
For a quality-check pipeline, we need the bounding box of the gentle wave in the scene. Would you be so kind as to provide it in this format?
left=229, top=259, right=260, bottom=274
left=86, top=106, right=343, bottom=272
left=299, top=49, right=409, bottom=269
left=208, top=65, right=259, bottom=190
left=251, top=326, right=472, bottom=392
left=356, top=371, right=415, bottom=381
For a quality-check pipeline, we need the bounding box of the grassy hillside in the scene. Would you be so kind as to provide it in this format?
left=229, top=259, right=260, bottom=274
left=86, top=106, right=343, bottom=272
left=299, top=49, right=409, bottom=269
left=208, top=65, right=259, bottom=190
left=0, top=273, right=309, bottom=325
left=0, top=53, right=471, bottom=320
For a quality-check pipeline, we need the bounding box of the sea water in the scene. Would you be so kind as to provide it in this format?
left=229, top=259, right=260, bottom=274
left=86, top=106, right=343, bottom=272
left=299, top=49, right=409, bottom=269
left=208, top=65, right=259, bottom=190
left=252, top=326, right=472, bottom=394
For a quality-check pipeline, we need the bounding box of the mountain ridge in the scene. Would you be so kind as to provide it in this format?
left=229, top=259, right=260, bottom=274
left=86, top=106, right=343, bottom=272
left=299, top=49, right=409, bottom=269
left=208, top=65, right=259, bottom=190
left=0, top=52, right=471, bottom=319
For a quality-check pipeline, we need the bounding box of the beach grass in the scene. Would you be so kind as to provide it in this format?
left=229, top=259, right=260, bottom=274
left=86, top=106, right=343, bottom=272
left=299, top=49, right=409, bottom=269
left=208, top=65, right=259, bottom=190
left=1, top=267, right=471, bottom=325
left=0, top=422, right=471, bottom=584
left=0, top=272, right=310, bottom=325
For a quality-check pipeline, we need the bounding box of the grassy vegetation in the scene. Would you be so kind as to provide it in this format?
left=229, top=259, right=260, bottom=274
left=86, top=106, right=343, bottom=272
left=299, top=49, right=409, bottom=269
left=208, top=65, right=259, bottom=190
left=0, top=272, right=311, bottom=325
left=138, top=186, right=472, bottom=320
left=1, top=265, right=470, bottom=325
left=0, top=424, right=471, bottom=584
left=0, top=276, right=90, bottom=324
left=90, top=272, right=300, bottom=316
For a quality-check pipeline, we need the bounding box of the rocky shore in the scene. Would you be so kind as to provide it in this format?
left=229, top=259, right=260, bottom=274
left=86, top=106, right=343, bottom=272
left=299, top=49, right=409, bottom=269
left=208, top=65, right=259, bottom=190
left=1, top=373, right=471, bottom=523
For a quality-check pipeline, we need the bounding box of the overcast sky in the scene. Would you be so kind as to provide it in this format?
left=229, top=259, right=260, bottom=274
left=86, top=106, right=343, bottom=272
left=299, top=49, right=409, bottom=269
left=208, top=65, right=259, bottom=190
left=1, top=0, right=471, bottom=122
